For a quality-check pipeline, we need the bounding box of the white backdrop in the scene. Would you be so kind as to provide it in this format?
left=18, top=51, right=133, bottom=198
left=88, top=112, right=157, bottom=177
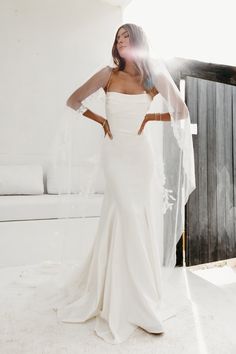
left=0, top=0, right=124, bottom=172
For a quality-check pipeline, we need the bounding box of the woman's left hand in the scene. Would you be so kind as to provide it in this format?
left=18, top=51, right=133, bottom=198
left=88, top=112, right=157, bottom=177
left=137, top=115, right=149, bottom=135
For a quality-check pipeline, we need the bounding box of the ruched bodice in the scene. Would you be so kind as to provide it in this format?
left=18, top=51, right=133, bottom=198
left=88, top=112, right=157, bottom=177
left=105, top=91, right=152, bottom=136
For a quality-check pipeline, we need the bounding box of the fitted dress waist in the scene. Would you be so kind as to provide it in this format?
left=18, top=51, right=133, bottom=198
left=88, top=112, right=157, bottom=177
left=105, top=91, right=152, bottom=138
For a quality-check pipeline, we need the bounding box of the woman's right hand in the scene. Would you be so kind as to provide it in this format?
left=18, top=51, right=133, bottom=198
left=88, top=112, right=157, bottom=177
left=102, top=119, right=113, bottom=139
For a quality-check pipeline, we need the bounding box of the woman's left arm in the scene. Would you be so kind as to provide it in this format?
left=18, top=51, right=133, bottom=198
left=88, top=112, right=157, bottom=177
left=145, top=112, right=171, bottom=122
left=150, top=59, right=189, bottom=120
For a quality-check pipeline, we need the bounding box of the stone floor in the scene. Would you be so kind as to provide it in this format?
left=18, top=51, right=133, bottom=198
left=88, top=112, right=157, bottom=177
left=0, top=260, right=236, bottom=354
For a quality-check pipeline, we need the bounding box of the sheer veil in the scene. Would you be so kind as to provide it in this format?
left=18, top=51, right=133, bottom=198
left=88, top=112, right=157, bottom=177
left=47, top=54, right=196, bottom=303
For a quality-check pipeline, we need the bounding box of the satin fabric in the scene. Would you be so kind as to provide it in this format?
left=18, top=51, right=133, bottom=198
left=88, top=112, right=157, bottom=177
left=52, top=92, right=174, bottom=344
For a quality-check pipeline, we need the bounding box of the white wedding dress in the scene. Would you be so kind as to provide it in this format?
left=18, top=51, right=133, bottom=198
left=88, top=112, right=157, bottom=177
left=47, top=90, right=176, bottom=344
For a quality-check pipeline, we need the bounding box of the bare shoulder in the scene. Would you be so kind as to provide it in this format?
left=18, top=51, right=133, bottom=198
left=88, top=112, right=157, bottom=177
left=103, top=66, right=119, bottom=92
left=97, top=65, right=113, bottom=75
left=104, top=65, right=116, bottom=73
left=109, top=66, right=119, bottom=75
left=149, top=87, right=159, bottom=99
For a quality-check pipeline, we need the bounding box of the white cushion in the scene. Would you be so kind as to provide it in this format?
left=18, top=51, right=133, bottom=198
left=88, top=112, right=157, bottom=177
left=0, top=165, right=44, bottom=195
left=47, top=165, right=80, bottom=194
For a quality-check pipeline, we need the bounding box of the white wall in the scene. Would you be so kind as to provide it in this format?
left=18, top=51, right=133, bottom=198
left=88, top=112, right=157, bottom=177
left=0, top=0, right=122, bottom=171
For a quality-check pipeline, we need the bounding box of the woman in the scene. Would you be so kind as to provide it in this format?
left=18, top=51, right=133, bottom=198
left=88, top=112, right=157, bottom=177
left=50, top=23, right=195, bottom=344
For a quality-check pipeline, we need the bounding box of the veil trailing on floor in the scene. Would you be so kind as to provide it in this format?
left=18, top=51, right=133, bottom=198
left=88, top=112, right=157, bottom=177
left=48, top=55, right=196, bottom=292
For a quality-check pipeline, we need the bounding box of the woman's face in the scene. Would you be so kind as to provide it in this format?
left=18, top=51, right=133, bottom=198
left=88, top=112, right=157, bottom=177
left=116, top=27, right=133, bottom=60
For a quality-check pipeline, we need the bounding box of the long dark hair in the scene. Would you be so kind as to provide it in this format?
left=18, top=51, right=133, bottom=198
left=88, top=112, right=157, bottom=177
left=111, top=23, right=157, bottom=95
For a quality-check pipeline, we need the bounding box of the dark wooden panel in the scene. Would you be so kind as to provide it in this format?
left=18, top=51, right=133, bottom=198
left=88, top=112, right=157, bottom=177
left=216, top=82, right=226, bottom=259
left=206, top=80, right=217, bottom=261
left=222, top=83, right=234, bottom=258
left=198, top=79, right=209, bottom=262
left=166, top=57, right=236, bottom=86
left=233, top=90, right=236, bottom=252
left=185, top=76, right=236, bottom=265
left=185, top=77, right=199, bottom=265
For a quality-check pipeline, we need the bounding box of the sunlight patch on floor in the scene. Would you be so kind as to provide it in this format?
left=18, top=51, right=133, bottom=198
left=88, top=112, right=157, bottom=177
left=188, top=258, right=236, bottom=286
left=181, top=267, right=209, bottom=354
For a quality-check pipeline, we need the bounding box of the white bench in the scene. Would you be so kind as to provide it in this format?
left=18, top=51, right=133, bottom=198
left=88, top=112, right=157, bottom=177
left=0, top=193, right=104, bottom=267
left=0, top=164, right=105, bottom=266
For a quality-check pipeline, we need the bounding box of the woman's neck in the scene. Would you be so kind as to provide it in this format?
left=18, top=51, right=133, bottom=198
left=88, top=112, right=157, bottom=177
left=123, top=60, right=139, bottom=77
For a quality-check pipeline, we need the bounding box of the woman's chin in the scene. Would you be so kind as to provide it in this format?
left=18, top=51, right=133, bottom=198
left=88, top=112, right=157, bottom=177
left=119, top=51, right=134, bottom=60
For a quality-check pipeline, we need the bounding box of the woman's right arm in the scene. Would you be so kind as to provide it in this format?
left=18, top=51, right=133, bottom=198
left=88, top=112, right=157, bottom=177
left=66, top=65, right=113, bottom=138
left=66, top=65, right=112, bottom=112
